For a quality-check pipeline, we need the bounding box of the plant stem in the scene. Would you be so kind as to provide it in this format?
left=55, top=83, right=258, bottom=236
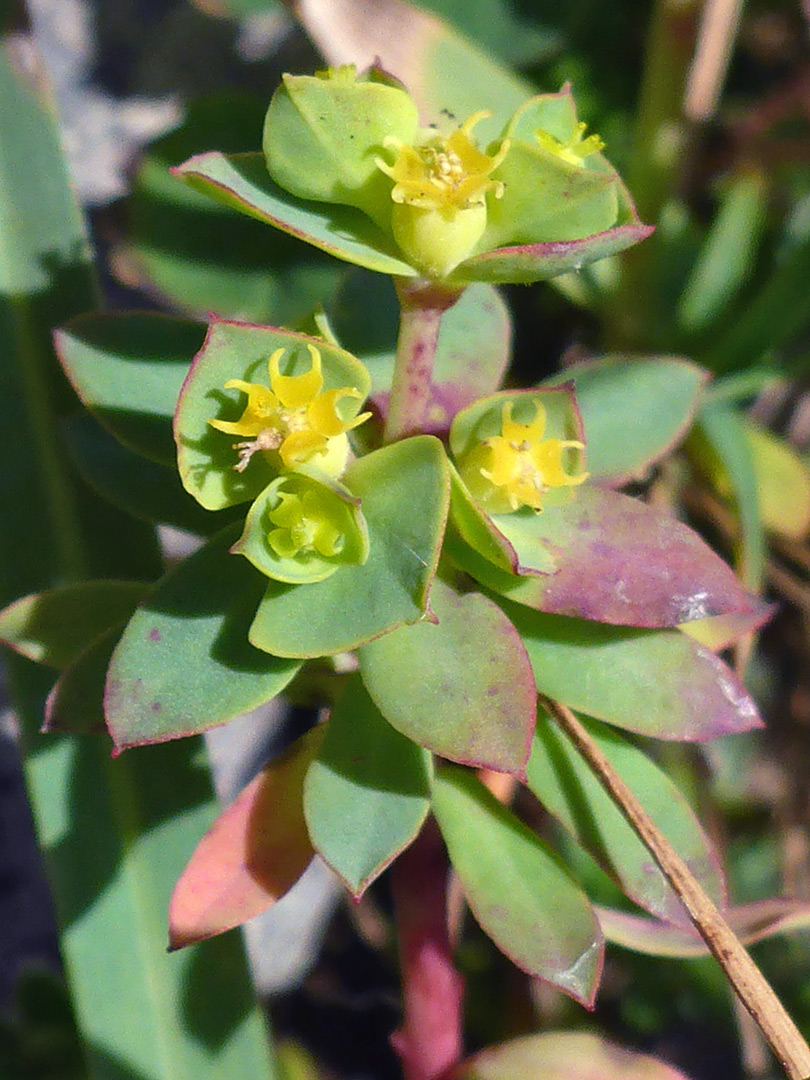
left=391, top=818, right=465, bottom=1080
left=544, top=698, right=810, bottom=1080
left=383, top=278, right=461, bottom=444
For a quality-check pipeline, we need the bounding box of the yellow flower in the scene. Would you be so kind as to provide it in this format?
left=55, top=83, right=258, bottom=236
left=375, top=112, right=510, bottom=278
left=534, top=121, right=605, bottom=167
left=267, top=485, right=348, bottom=561
left=462, top=400, right=587, bottom=514
left=209, top=343, right=371, bottom=479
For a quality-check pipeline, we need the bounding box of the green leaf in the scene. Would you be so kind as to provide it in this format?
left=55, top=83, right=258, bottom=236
left=176, top=319, right=372, bottom=511
left=507, top=602, right=762, bottom=741
left=447, top=462, right=519, bottom=572
left=174, top=152, right=417, bottom=277
left=55, top=312, right=205, bottom=466
left=432, top=764, right=602, bottom=1004
left=706, top=234, right=810, bottom=373
left=690, top=403, right=765, bottom=591
left=63, top=412, right=234, bottom=535
left=249, top=436, right=449, bottom=657
left=359, top=578, right=536, bottom=772
left=105, top=525, right=301, bottom=749
left=303, top=675, right=431, bottom=896
left=329, top=271, right=511, bottom=434
left=746, top=420, right=810, bottom=541
left=127, top=91, right=343, bottom=324
left=526, top=713, right=726, bottom=926
left=43, top=627, right=119, bottom=734
left=0, top=581, right=147, bottom=669
left=455, top=1031, right=692, bottom=1079
left=542, top=356, right=707, bottom=485
left=677, top=171, right=768, bottom=335
left=27, top=733, right=280, bottom=1079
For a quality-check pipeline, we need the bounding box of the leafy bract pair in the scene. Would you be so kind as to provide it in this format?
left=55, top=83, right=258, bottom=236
left=175, top=65, right=652, bottom=288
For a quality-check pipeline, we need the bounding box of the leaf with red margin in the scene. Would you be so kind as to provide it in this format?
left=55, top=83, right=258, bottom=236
left=432, top=764, right=603, bottom=1006
left=168, top=726, right=323, bottom=950
left=450, top=1031, right=692, bottom=1079
left=454, top=486, right=764, bottom=630
left=359, top=577, right=536, bottom=774
left=598, top=898, right=810, bottom=958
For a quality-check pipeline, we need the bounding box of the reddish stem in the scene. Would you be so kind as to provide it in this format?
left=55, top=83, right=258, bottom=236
left=391, top=819, right=465, bottom=1080
left=383, top=278, right=462, bottom=444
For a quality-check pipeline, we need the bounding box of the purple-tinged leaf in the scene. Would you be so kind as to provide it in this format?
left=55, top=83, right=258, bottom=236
left=433, top=764, right=603, bottom=1005
left=451, top=1031, right=693, bottom=1080
left=464, top=486, right=763, bottom=629
left=359, top=578, right=536, bottom=774
left=598, top=898, right=810, bottom=958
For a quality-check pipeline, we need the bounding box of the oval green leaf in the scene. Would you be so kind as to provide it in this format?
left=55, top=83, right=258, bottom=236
left=542, top=357, right=708, bottom=485
left=0, top=580, right=147, bottom=669
left=526, top=713, right=726, bottom=927
left=173, top=152, right=417, bottom=277
left=359, top=578, right=536, bottom=773
left=507, top=602, right=762, bottom=741
left=432, top=764, right=603, bottom=1005
left=54, top=312, right=205, bottom=466
left=304, top=674, right=431, bottom=897
left=105, top=525, right=301, bottom=749
left=249, top=436, right=449, bottom=657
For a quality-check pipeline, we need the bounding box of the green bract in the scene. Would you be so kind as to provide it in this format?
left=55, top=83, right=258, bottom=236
left=174, top=74, right=652, bottom=286
left=232, top=470, right=369, bottom=584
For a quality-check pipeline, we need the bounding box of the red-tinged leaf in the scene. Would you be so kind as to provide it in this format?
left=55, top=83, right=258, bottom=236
left=451, top=1031, right=693, bottom=1080
left=168, top=726, right=323, bottom=949
left=467, top=486, right=762, bottom=629
left=598, top=899, right=810, bottom=959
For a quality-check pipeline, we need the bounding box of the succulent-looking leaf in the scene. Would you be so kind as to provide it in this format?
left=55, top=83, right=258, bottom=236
left=451, top=1031, right=692, bottom=1079
left=304, top=675, right=431, bottom=896
left=169, top=726, right=323, bottom=949
left=359, top=577, right=536, bottom=773
left=432, top=764, right=603, bottom=1005
left=54, top=312, right=205, bottom=467
left=452, top=485, right=764, bottom=630
left=249, top=436, right=449, bottom=657
left=176, top=318, right=372, bottom=511
left=542, top=357, right=707, bottom=486
left=173, top=152, right=417, bottom=277
left=598, top=898, right=810, bottom=959
left=0, top=581, right=148, bottom=669
left=105, top=525, right=301, bottom=749
left=507, top=603, right=762, bottom=741
left=526, top=714, right=726, bottom=927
